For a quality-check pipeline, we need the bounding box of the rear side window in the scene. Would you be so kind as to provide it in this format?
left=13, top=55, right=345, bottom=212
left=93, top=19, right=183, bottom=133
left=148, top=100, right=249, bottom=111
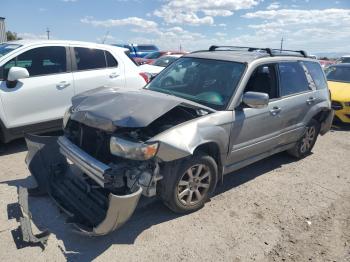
left=1, top=46, right=67, bottom=79
left=74, top=47, right=106, bottom=71
left=135, top=45, right=158, bottom=52
left=105, top=51, right=118, bottom=68
left=302, top=61, right=328, bottom=89
left=278, top=62, right=310, bottom=96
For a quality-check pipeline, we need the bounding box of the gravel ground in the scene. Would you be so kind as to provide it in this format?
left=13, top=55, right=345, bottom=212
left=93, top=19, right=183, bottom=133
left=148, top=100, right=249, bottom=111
left=0, top=126, right=349, bottom=262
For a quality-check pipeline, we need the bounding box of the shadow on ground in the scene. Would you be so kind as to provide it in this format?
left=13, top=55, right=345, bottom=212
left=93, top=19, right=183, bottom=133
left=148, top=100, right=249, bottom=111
left=2, top=150, right=295, bottom=261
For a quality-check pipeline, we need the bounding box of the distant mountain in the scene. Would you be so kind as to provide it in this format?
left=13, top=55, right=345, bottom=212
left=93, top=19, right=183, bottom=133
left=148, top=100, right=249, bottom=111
left=313, top=52, right=350, bottom=59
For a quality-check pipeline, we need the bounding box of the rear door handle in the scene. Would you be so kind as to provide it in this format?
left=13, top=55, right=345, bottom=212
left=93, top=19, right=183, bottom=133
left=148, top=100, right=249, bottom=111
left=270, top=106, right=282, bottom=116
left=109, top=72, right=120, bottom=79
left=56, top=81, right=70, bottom=89
left=306, top=97, right=316, bottom=105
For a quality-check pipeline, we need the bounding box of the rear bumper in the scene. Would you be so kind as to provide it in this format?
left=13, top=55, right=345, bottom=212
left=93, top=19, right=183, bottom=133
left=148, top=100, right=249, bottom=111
left=19, top=134, right=142, bottom=242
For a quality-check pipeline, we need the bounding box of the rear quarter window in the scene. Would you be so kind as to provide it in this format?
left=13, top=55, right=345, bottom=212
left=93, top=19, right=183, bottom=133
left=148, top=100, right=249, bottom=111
left=302, top=61, right=328, bottom=89
left=278, top=62, right=311, bottom=96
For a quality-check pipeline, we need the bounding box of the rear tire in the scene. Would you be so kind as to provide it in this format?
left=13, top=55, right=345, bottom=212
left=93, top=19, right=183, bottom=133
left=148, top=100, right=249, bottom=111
left=287, top=119, right=320, bottom=159
left=158, top=152, right=218, bottom=213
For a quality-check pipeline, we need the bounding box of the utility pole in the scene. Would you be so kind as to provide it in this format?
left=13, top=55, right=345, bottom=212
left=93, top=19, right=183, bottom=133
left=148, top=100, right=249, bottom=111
left=46, top=27, right=50, bottom=40
left=102, top=31, right=109, bottom=44
left=280, top=37, right=284, bottom=52
left=179, top=43, right=182, bottom=52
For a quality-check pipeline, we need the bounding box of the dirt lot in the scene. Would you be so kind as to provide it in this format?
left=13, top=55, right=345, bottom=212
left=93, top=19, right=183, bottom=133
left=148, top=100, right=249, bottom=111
left=0, top=126, right=349, bottom=262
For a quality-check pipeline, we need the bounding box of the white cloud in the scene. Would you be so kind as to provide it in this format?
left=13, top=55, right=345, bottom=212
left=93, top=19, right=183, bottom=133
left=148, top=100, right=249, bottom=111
left=154, top=0, right=260, bottom=25
left=241, top=8, right=350, bottom=52
left=266, top=2, right=280, bottom=10
left=81, top=16, right=159, bottom=33
left=17, top=32, right=48, bottom=40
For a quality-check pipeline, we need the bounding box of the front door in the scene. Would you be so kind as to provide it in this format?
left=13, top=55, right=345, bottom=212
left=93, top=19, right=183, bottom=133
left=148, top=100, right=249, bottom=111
left=227, top=64, right=283, bottom=166
left=0, top=46, right=74, bottom=129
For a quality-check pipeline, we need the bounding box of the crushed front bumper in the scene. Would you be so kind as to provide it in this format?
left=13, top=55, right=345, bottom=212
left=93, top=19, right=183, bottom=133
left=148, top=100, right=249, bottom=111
left=19, top=134, right=142, bottom=242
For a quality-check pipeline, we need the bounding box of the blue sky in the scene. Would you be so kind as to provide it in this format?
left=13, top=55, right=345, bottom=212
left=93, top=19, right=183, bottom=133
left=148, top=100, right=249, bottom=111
left=2, top=0, right=350, bottom=53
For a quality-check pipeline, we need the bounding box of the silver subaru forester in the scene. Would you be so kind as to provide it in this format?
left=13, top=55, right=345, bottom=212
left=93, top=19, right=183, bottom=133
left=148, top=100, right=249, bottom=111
left=20, top=46, right=334, bottom=241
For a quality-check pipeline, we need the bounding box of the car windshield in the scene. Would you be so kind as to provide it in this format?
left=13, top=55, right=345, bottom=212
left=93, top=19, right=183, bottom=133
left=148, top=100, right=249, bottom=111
left=135, top=45, right=158, bottom=52
left=0, top=43, right=22, bottom=57
left=340, top=57, right=350, bottom=63
left=146, top=57, right=246, bottom=110
left=325, top=66, right=350, bottom=83
left=152, top=56, right=178, bottom=67
left=144, top=52, right=162, bottom=59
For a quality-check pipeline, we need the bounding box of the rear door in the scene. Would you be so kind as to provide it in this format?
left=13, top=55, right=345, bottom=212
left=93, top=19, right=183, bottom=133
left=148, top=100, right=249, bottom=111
left=0, top=45, right=74, bottom=129
left=276, top=61, right=319, bottom=145
left=71, top=47, right=125, bottom=95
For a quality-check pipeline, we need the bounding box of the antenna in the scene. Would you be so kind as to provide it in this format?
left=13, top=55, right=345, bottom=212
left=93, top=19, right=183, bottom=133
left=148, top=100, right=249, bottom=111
left=102, top=31, right=109, bottom=44
left=46, top=27, right=50, bottom=40
left=280, top=37, right=284, bottom=52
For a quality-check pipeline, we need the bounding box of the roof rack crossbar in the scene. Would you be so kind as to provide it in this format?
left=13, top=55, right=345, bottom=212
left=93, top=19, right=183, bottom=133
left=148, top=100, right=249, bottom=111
left=271, top=48, right=308, bottom=57
left=208, top=45, right=308, bottom=58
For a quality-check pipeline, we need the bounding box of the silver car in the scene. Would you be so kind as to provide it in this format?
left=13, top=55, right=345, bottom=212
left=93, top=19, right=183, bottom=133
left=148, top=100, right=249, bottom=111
left=20, top=46, right=334, bottom=242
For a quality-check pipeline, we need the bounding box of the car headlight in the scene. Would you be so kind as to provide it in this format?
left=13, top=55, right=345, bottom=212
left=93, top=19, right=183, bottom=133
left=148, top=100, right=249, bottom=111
left=63, top=107, right=72, bottom=128
left=110, top=136, right=159, bottom=160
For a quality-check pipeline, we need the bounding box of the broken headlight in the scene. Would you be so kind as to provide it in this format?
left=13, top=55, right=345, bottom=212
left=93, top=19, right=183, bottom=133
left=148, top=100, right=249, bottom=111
left=63, top=107, right=72, bottom=128
left=110, top=136, right=159, bottom=160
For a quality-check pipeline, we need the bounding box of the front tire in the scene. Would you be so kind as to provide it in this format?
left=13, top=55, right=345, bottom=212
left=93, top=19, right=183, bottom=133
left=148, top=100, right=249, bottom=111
left=159, top=153, right=218, bottom=213
left=287, top=119, right=320, bottom=159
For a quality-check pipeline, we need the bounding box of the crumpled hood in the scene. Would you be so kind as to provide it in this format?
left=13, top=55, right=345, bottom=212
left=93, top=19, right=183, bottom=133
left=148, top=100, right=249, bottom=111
left=70, top=87, right=204, bottom=132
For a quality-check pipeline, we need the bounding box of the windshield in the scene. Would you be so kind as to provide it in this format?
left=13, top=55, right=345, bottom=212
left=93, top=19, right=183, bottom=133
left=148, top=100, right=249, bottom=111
left=340, top=57, right=350, bottom=63
left=144, top=51, right=162, bottom=59
left=135, top=45, right=158, bottom=52
left=152, top=56, right=178, bottom=67
left=326, top=66, right=350, bottom=83
left=146, top=57, right=246, bottom=110
left=0, top=43, right=22, bottom=57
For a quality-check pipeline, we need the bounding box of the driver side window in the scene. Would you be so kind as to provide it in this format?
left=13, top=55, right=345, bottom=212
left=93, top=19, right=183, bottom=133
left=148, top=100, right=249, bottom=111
left=245, top=64, right=279, bottom=99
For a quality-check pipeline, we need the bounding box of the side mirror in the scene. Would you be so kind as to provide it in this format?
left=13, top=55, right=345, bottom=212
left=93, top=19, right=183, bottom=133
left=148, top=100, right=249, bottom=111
left=242, top=91, right=269, bottom=108
left=7, top=67, right=29, bottom=82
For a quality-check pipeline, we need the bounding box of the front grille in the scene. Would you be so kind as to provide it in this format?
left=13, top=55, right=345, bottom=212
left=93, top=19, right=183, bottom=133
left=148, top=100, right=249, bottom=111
left=331, top=101, right=343, bottom=111
left=65, top=120, right=112, bottom=163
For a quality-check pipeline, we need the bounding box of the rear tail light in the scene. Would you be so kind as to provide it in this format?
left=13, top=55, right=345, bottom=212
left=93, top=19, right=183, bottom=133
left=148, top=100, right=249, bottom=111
left=139, top=72, right=150, bottom=83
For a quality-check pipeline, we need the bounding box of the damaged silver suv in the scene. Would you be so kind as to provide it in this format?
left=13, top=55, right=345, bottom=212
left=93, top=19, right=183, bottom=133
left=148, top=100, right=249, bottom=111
left=20, top=46, right=334, bottom=240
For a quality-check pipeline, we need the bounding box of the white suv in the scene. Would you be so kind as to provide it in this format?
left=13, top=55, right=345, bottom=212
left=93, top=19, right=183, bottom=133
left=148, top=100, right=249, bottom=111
left=0, top=40, right=147, bottom=143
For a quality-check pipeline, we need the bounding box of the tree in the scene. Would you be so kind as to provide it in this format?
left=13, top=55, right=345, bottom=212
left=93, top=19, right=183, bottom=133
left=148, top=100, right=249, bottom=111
left=6, top=31, right=22, bottom=41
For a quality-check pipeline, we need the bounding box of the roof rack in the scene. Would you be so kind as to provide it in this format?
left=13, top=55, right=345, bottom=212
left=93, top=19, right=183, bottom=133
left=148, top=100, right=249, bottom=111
left=208, top=45, right=308, bottom=58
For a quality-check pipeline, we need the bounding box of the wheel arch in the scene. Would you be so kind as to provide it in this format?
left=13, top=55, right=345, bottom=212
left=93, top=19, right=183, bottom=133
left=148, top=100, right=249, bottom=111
left=193, top=142, right=223, bottom=180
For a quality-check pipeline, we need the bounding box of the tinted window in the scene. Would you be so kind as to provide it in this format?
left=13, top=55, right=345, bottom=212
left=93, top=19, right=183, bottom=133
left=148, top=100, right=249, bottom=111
left=74, top=47, right=106, bottom=71
left=302, top=61, right=328, bottom=89
left=147, top=57, right=245, bottom=110
left=2, top=46, right=66, bottom=79
left=144, top=52, right=162, bottom=59
left=278, top=62, right=310, bottom=96
left=245, top=64, right=278, bottom=99
left=0, top=43, right=22, bottom=57
left=325, top=66, right=350, bottom=83
left=153, top=56, right=178, bottom=67
left=105, top=51, right=118, bottom=67
left=340, top=57, right=350, bottom=63
left=135, top=45, right=158, bottom=51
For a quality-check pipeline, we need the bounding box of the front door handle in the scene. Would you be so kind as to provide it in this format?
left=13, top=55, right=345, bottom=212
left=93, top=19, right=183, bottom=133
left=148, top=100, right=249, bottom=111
left=56, top=81, right=70, bottom=89
left=270, top=106, right=282, bottom=116
left=306, top=97, right=316, bottom=105
left=109, top=72, right=120, bottom=79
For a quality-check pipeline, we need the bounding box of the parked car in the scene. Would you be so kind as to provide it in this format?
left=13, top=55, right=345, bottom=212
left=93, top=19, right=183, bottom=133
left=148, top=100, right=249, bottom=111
left=112, top=44, right=159, bottom=58
left=0, top=40, right=148, bottom=144
left=135, top=51, right=186, bottom=65
left=319, top=59, right=335, bottom=68
left=325, top=63, right=350, bottom=123
left=337, top=55, right=350, bottom=64
left=139, top=54, right=183, bottom=75
left=20, top=46, right=333, bottom=241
